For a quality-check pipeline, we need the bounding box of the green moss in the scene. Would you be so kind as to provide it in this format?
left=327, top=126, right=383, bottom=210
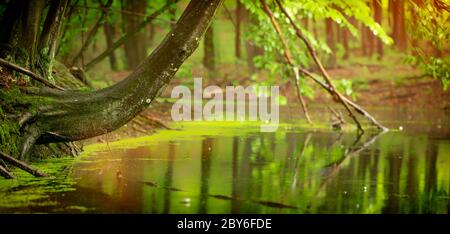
left=0, top=105, right=20, bottom=155
left=0, top=87, right=53, bottom=157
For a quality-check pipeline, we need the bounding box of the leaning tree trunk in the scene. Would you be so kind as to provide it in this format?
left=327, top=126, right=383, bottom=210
left=15, top=0, right=223, bottom=159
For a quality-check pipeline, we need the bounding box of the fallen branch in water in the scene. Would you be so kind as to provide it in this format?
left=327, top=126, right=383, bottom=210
left=298, top=68, right=388, bottom=131
left=0, top=58, right=65, bottom=91
left=274, top=0, right=369, bottom=132
left=0, top=151, right=48, bottom=178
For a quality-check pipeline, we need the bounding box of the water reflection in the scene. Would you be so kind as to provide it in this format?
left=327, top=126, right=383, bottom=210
left=0, top=121, right=449, bottom=213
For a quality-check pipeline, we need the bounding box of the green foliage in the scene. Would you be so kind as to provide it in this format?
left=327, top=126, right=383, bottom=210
left=407, top=0, right=450, bottom=90
left=240, top=0, right=392, bottom=93
left=334, top=79, right=357, bottom=100
left=0, top=89, right=21, bottom=155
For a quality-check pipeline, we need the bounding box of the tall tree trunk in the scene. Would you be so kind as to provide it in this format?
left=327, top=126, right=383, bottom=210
left=37, top=0, right=68, bottom=79
left=0, top=0, right=67, bottom=82
left=70, top=0, right=113, bottom=67
left=366, top=25, right=375, bottom=58
left=325, top=19, right=336, bottom=68
left=302, top=18, right=309, bottom=30
left=361, top=22, right=368, bottom=56
left=312, top=18, right=318, bottom=39
left=410, top=0, right=424, bottom=57
left=0, top=0, right=45, bottom=69
left=103, top=22, right=118, bottom=71
left=122, top=0, right=148, bottom=70
left=235, top=0, right=242, bottom=59
left=244, top=10, right=264, bottom=73
left=391, top=0, right=407, bottom=51
left=14, top=0, right=223, bottom=159
left=373, top=0, right=384, bottom=59
left=342, top=25, right=349, bottom=59
left=203, top=25, right=216, bottom=75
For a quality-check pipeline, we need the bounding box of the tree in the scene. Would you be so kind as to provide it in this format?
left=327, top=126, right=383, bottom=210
left=235, top=0, right=243, bottom=59
left=203, top=24, right=216, bottom=75
left=103, top=21, right=118, bottom=71
left=391, top=0, right=407, bottom=51
left=0, top=0, right=68, bottom=80
left=122, top=0, right=148, bottom=69
left=0, top=0, right=224, bottom=161
left=325, top=18, right=336, bottom=68
left=373, top=0, right=384, bottom=59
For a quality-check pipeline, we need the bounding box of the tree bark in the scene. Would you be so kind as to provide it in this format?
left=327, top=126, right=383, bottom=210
left=391, top=0, right=407, bottom=51
left=18, top=0, right=223, bottom=157
left=0, top=0, right=46, bottom=68
left=373, top=0, right=384, bottom=59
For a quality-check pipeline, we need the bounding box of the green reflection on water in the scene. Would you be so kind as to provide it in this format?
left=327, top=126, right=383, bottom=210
left=0, top=121, right=449, bottom=213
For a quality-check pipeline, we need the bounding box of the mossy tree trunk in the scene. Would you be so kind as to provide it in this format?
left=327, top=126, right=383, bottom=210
left=0, top=0, right=68, bottom=81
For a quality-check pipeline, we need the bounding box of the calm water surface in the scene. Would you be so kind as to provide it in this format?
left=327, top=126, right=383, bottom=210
left=0, top=106, right=449, bottom=213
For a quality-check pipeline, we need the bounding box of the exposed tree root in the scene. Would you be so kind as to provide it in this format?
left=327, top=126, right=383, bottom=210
left=20, top=124, right=41, bottom=160
left=0, top=151, right=48, bottom=178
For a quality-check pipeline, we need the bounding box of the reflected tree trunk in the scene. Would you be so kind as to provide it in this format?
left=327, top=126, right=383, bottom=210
left=198, top=138, right=213, bottom=214
left=231, top=137, right=241, bottom=213
left=163, top=142, right=176, bottom=213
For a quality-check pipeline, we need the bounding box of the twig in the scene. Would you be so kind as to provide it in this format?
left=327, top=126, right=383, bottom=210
left=0, top=151, right=48, bottom=177
left=274, top=0, right=364, bottom=132
left=259, top=0, right=312, bottom=124
left=0, top=58, right=65, bottom=90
